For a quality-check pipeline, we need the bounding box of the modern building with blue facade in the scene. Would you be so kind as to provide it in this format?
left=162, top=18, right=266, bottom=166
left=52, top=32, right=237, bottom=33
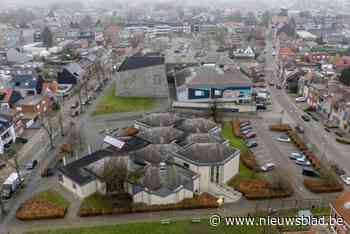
left=175, top=66, right=252, bottom=102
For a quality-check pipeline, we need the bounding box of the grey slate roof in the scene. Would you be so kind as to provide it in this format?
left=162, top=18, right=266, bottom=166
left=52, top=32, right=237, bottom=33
left=118, top=56, right=165, bottom=72
left=175, top=143, right=238, bottom=166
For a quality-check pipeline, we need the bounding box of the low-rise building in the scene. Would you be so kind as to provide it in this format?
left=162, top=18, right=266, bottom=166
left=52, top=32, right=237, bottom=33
left=330, top=192, right=350, bottom=234
left=115, top=55, right=168, bottom=98
left=0, top=115, right=16, bottom=154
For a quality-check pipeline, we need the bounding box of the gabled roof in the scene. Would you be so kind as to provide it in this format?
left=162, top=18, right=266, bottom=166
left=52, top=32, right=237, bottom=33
left=118, top=56, right=165, bottom=72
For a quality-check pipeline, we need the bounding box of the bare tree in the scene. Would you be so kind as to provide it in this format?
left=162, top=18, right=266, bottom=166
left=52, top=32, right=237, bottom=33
left=41, top=112, right=55, bottom=150
left=210, top=98, right=219, bottom=123
left=100, top=158, right=128, bottom=194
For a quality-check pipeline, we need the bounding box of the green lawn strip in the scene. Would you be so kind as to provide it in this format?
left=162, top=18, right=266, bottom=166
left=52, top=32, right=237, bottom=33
left=222, top=122, right=266, bottom=188
left=92, top=83, right=155, bottom=116
left=26, top=220, right=277, bottom=234
left=35, top=190, right=70, bottom=209
left=80, top=193, right=114, bottom=209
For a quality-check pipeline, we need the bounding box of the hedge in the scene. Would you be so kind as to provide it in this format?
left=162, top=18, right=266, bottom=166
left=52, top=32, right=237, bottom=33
left=241, top=151, right=260, bottom=172
left=336, top=137, right=350, bottom=145
left=269, top=124, right=292, bottom=132
left=304, top=178, right=343, bottom=193
left=16, top=199, right=67, bottom=220
left=236, top=179, right=293, bottom=200
left=78, top=193, right=218, bottom=217
left=232, top=119, right=241, bottom=138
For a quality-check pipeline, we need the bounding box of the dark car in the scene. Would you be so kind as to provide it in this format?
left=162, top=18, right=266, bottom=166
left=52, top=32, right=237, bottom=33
left=295, top=126, right=304, bottom=134
left=301, top=115, right=311, bottom=122
left=16, top=137, right=28, bottom=144
left=335, top=131, right=344, bottom=138
left=25, top=160, right=38, bottom=170
left=256, top=104, right=267, bottom=110
left=247, top=141, right=258, bottom=148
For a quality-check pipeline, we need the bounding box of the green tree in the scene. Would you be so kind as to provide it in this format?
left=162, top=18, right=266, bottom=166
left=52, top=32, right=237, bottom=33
left=340, top=67, right=350, bottom=86
left=42, top=27, right=53, bottom=48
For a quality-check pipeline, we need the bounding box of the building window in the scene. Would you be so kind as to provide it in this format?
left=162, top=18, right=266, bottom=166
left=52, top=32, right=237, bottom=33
left=72, top=183, right=77, bottom=189
left=183, top=163, right=189, bottom=169
left=195, top=90, right=205, bottom=97
left=36, top=105, right=40, bottom=110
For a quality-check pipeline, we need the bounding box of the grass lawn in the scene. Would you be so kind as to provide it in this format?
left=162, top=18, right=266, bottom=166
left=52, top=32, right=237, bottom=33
left=221, top=122, right=248, bottom=153
left=80, top=193, right=132, bottom=209
left=26, top=220, right=277, bottom=234
left=91, top=83, right=155, bottom=116
left=222, top=122, right=265, bottom=188
left=35, top=190, right=70, bottom=209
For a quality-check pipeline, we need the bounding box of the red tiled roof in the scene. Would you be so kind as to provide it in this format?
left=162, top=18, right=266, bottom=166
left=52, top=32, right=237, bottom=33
left=331, top=192, right=350, bottom=225
left=0, top=88, right=13, bottom=103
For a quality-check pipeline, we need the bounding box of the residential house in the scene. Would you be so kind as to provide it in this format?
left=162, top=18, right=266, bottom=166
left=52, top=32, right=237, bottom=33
left=0, top=88, right=22, bottom=109
left=330, top=192, right=350, bottom=234
left=0, top=115, right=16, bottom=154
left=232, top=47, right=255, bottom=59
left=0, top=109, right=24, bottom=136
left=57, top=63, right=85, bottom=85
left=12, top=74, right=43, bottom=97
left=15, top=95, right=51, bottom=122
left=115, top=55, right=168, bottom=98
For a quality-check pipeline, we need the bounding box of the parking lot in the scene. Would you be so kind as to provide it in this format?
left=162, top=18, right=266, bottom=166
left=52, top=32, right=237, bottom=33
left=242, top=118, right=320, bottom=199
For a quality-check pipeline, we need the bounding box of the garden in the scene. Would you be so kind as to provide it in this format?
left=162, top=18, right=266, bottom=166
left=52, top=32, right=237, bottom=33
left=16, top=190, right=70, bottom=220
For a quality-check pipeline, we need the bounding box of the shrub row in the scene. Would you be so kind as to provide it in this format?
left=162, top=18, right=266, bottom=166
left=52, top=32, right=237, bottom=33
left=78, top=193, right=218, bottom=217
left=241, top=151, right=260, bottom=172
left=304, top=178, right=343, bottom=193
left=336, top=137, right=350, bottom=145
left=237, top=179, right=293, bottom=200
left=232, top=119, right=241, bottom=137
left=287, top=131, right=321, bottom=169
left=269, top=124, right=292, bottom=132
left=16, top=199, right=67, bottom=220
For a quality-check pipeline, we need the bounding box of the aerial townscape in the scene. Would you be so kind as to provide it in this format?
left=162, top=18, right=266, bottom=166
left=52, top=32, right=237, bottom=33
left=3, top=0, right=350, bottom=233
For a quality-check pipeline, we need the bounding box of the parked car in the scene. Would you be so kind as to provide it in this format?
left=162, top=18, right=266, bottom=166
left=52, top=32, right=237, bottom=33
left=302, top=168, right=320, bottom=177
left=295, top=159, right=311, bottom=167
left=240, top=121, right=251, bottom=128
left=246, top=141, right=258, bottom=149
left=324, top=127, right=331, bottom=133
left=340, top=175, right=350, bottom=185
left=277, top=135, right=291, bottom=143
left=261, top=163, right=275, bottom=172
left=1, top=173, right=23, bottom=199
left=301, top=115, right=311, bottom=122
left=289, top=152, right=305, bottom=160
left=256, top=104, right=267, bottom=110
left=295, top=126, right=304, bottom=134
left=295, top=96, right=307, bottom=103
left=242, top=129, right=253, bottom=135
left=241, top=125, right=253, bottom=131
left=25, top=160, right=38, bottom=170
left=16, top=137, right=28, bottom=144
left=244, top=132, right=257, bottom=139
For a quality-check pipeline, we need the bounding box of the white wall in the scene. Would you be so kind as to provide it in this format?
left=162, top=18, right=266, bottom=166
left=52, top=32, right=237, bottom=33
left=59, top=175, right=106, bottom=199
left=133, top=187, right=193, bottom=205
left=222, top=155, right=240, bottom=183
